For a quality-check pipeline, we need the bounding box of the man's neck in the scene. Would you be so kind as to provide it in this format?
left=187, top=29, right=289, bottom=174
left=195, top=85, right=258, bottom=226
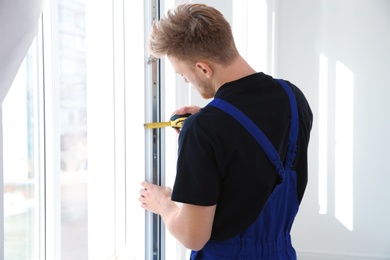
left=212, top=55, right=257, bottom=92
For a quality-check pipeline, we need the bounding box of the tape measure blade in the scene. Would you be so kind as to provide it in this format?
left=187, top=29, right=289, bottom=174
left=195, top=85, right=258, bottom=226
left=144, top=121, right=171, bottom=129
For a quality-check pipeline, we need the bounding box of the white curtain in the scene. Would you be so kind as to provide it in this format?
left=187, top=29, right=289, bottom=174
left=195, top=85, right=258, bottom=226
left=0, top=0, right=45, bottom=102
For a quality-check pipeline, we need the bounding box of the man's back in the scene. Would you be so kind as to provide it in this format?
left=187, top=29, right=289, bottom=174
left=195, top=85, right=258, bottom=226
left=172, top=72, right=313, bottom=241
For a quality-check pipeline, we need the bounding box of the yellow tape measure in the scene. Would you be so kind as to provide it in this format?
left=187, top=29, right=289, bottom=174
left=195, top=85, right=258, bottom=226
left=144, top=113, right=191, bottom=129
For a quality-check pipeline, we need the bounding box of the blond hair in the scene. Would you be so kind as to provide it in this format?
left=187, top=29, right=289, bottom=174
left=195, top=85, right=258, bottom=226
left=148, top=3, right=239, bottom=66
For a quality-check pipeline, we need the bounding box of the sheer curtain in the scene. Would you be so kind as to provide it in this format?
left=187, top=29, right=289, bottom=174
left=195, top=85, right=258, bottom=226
left=0, top=0, right=44, bottom=101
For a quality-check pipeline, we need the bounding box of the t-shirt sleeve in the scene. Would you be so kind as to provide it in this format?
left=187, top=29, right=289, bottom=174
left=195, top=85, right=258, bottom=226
left=171, top=115, right=220, bottom=206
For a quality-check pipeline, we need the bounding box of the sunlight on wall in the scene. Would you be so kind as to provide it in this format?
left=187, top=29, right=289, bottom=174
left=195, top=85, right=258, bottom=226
left=318, top=53, right=328, bottom=215
left=232, top=0, right=269, bottom=73
left=318, top=54, right=354, bottom=231
left=335, top=61, right=354, bottom=231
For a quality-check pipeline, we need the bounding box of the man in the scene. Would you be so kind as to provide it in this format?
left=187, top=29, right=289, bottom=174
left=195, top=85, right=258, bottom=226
left=139, top=3, right=313, bottom=259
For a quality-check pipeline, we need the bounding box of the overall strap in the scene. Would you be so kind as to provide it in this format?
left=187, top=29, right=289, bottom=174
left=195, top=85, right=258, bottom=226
left=208, top=98, right=285, bottom=176
left=208, top=79, right=299, bottom=174
left=275, top=79, right=299, bottom=169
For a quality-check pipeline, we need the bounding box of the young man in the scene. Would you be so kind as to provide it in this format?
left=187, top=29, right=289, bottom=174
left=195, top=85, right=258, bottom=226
left=139, top=3, right=313, bottom=259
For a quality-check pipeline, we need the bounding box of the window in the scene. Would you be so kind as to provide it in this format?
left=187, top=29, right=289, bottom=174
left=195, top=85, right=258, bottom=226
left=57, top=1, right=88, bottom=258
left=4, top=0, right=147, bottom=259
left=3, top=38, right=43, bottom=260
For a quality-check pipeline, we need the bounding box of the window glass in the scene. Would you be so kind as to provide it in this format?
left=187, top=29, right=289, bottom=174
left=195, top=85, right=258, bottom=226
left=3, top=38, right=42, bottom=260
left=57, top=0, right=88, bottom=258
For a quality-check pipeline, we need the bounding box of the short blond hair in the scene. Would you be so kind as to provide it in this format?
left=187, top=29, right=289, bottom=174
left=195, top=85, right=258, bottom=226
left=148, top=3, right=239, bottom=66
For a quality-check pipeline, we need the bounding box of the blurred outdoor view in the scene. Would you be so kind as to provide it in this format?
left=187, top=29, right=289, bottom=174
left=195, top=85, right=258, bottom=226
left=3, top=0, right=89, bottom=259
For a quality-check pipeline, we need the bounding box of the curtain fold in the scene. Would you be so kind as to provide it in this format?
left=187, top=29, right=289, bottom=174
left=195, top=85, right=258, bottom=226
left=0, top=0, right=45, bottom=102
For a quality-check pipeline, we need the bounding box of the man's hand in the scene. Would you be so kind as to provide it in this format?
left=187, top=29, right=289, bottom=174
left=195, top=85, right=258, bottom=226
left=139, top=181, right=176, bottom=215
left=139, top=181, right=216, bottom=250
left=171, top=105, right=201, bottom=133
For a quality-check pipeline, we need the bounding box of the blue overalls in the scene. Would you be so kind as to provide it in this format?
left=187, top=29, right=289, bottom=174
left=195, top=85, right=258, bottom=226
left=191, top=79, right=299, bottom=260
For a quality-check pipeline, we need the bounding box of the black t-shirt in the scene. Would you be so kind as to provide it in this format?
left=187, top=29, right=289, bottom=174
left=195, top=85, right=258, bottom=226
left=171, top=72, right=313, bottom=241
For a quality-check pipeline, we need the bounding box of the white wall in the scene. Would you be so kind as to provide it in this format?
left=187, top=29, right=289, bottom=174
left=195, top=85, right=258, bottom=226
left=277, top=0, right=390, bottom=259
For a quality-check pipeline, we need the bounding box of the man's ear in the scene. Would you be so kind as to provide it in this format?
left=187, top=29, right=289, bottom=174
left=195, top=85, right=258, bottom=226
left=195, top=61, right=213, bottom=79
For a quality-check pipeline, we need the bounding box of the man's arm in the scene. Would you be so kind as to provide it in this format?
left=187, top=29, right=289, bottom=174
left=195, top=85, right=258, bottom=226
left=139, top=181, right=216, bottom=250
